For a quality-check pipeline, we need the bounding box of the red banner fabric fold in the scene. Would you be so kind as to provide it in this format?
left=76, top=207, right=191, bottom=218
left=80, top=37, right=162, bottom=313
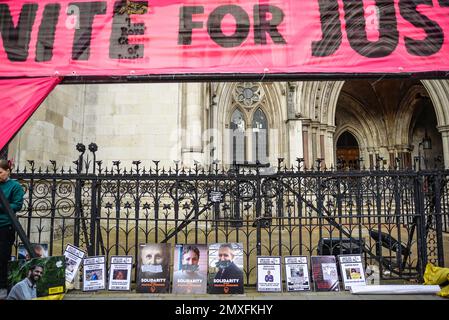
left=0, top=77, right=61, bottom=150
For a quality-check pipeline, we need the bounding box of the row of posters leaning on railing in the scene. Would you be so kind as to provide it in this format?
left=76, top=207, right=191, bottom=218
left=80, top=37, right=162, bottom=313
left=7, top=242, right=373, bottom=299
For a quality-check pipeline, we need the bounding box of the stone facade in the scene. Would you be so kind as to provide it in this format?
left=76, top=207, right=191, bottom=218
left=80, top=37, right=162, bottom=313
left=7, top=80, right=449, bottom=170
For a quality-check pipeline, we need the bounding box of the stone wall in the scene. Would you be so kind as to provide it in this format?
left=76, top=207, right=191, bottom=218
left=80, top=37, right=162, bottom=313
left=9, top=83, right=182, bottom=169
left=82, top=83, right=181, bottom=169
left=9, top=85, right=85, bottom=169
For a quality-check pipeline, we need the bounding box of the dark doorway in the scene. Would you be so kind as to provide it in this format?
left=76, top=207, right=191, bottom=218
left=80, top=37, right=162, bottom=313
left=336, top=131, right=359, bottom=169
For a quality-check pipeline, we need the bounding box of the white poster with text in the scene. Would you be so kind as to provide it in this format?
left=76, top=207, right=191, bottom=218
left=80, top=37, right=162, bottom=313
left=284, top=256, right=311, bottom=291
left=257, top=256, right=282, bottom=292
left=108, top=256, right=133, bottom=291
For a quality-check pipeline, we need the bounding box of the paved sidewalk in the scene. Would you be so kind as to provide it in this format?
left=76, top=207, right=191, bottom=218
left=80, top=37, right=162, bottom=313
left=64, top=287, right=445, bottom=300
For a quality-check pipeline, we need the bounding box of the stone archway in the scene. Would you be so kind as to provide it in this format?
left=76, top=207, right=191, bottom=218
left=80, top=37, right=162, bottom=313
left=314, top=80, right=449, bottom=169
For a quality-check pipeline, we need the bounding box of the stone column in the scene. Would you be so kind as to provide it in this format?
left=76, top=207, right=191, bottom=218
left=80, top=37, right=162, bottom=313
left=325, top=125, right=336, bottom=169
left=367, top=147, right=375, bottom=169
left=388, top=147, right=396, bottom=169
left=287, top=119, right=303, bottom=167
left=181, top=83, right=204, bottom=167
left=302, top=121, right=311, bottom=169
left=395, top=145, right=412, bottom=169
left=437, top=125, right=449, bottom=169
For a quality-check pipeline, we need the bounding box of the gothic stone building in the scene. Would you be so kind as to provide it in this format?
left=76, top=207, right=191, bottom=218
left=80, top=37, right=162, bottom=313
left=6, top=79, right=449, bottom=171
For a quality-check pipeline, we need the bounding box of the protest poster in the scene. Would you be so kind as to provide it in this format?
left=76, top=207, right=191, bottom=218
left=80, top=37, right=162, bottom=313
left=257, top=256, right=282, bottom=292
left=136, top=243, right=171, bottom=293
left=208, top=243, right=244, bottom=294
left=338, top=254, right=366, bottom=290
left=63, top=244, right=86, bottom=283
left=172, top=244, right=208, bottom=294
left=83, top=256, right=106, bottom=291
left=284, top=256, right=311, bottom=292
left=108, top=256, right=133, bottom=291
left=18, top=243, right=48, bottom=260
left=8, top=256, right=65, bottom=298
left=311, top=255, right=340, bottom=291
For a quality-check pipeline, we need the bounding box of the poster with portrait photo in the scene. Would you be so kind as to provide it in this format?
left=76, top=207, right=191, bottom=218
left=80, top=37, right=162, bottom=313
left=311, top=256, right=340, bottom=291
left=208, top=243, right=244, bottom=294
left=108, top=256, right=133, bottom=291
left=257, top=256, right=282, bottom=292
left=284, top=256, right=311, bottom=292
left=172, top=244, right=208, bottom=294
left=18, top=243, right=49, bottom=260
left=338, top=254, right=366, bottom=290
left=63, top=244, right=86, bottom=283
left=137, top=243, right=171, bottom=293
left=8, top=256, right=66, bottom=298
left=83, top=256, right=106, bottom=291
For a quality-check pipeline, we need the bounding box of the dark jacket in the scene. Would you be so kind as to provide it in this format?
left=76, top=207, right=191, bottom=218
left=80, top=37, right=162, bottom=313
left=209, top=261, right=244, bottom=294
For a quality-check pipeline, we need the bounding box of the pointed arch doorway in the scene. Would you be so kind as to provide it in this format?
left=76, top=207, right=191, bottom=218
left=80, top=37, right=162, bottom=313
left=336, top=131, right=360, bottom=170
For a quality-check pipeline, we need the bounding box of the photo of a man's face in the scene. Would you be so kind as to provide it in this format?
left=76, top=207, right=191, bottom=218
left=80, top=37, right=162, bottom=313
left=218, top=246, right=233, bottom=261
left=216, top=245, right=234, bottom=269
left=141, top=244, right=166, bottom=266
left=180, top=247, right=201, bottom=272
left=139, top=244, right=170, bottom=274
left=183, top=250, right=199, bottom=266
left=29, top=266, right=44, bottom=283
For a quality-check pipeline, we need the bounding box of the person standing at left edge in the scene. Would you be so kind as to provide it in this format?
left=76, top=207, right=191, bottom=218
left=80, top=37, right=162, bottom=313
left=0, top=160, right=25, bottom=300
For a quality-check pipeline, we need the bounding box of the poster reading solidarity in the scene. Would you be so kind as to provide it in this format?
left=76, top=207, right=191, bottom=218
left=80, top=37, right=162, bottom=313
left=108, top=256, right=133, bottom=291
left=63, top=244, right=86, bottom=283
left=257, top=256, right=282, bottom=292
left=284, top=256, right=311, bottom=292
left=83, top=256, right=106, bottom=291
left=137, top=243, right=171, bottom=293
left=311, top=256, right=340, bottom=292
left=208, top=243, right=244, bottom=294
left=172, top=244, right=208, bottom=294
left=338, top=254, right=366, bottom=290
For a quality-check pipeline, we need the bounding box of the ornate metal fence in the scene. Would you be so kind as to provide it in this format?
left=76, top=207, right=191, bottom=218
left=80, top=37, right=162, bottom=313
left=11, top=146, right=449, bottom=286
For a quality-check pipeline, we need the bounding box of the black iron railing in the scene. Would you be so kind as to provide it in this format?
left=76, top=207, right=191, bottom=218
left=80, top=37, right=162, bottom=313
left=10, top=145, right=449, bottom=285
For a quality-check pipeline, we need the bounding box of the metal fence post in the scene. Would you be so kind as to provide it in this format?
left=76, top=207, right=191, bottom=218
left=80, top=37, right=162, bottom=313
left=89, top=177, right=97, bottom=256
left=414, top=173, right=427, bottom=280
left=256, top=166, right=262, bottom=256
left=433, top=171, right=445, bottom=266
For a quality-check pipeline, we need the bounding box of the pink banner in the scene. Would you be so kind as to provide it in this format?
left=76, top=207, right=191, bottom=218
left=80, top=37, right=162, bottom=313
left=0, top=0, right=449, bottom=77
left=0, top=77, right=61, bottom=150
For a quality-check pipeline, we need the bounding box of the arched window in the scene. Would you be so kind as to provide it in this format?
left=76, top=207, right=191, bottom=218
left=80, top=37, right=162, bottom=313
left=230, top=109, right=246, bottom=164
left=252, top=108, right=268, bottom=163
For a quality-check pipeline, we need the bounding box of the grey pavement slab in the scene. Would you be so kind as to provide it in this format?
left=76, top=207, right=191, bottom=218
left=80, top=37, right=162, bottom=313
left=64, top=288, right=446, bottom=300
